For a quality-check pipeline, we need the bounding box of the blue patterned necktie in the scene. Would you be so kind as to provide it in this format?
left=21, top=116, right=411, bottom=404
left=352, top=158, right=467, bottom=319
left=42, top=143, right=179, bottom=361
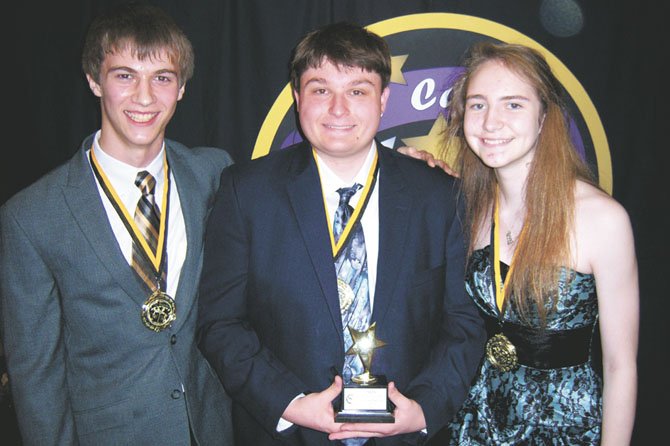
left=334, top=184, right=371, bottom=446
left=333, top=183, right=371, bottom=384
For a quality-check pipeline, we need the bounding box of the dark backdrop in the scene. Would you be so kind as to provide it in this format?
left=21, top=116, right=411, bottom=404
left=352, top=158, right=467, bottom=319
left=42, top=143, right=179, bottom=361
left=4, top=1, right=662, bottom=444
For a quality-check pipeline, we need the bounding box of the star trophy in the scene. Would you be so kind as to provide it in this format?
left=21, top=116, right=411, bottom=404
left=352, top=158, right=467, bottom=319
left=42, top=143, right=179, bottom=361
left=335, top=322, right=395, bottom=423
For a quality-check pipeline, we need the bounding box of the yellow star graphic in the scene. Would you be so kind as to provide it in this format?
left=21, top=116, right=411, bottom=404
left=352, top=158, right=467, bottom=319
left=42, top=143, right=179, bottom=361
left=390, top=54, right=408, bottom=85
left=401, top=114, right=459, bottom=174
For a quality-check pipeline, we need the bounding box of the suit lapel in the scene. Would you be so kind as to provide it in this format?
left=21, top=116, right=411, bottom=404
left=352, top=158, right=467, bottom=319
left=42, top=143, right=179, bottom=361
left=165, top=143, right=204, bottom=332
left=372, top=144, right=412, bottom=325
left=63, top=142, right=148, bottom=307
left=286, top=145, right=344, bottom=341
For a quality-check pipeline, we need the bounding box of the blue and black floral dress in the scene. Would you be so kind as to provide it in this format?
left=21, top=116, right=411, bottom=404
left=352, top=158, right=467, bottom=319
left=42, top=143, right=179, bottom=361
left=449, top=246, right=602, bottom=445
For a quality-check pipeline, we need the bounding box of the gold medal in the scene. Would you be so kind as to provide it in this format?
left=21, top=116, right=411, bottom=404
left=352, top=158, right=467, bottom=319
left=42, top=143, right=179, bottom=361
left=487, top=190, right=523, bottom=372
left=141, top=290, right=176, bottom=332
left=486, top=333, right=518, bottom=372
left=338, top=278, right=354, bottom=312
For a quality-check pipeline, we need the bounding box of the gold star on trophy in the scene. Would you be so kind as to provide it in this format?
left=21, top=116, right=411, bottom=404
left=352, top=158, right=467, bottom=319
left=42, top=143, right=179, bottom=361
left=346, top=322, right=386, bottom=384
left=336, top=322, right=394, bottom=423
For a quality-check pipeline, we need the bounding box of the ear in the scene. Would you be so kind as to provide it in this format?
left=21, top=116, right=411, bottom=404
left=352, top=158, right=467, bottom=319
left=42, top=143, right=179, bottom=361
left=538, top=112, right=546, bottom=134
left=177, top=84, right=186, bottom=101
left=86, top=74, right=102, bottom=98
left=380, top=86, right=391, bottom=114
left=293, top=89, right=300, bottom=109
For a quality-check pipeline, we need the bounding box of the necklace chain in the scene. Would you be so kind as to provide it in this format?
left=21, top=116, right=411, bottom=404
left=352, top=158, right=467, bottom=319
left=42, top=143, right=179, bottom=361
left=501, top=210, right=523, bottom=246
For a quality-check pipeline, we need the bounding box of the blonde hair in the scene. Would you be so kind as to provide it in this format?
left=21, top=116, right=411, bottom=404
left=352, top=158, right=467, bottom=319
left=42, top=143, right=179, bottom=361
left=441, top=42, right=597, bottom=322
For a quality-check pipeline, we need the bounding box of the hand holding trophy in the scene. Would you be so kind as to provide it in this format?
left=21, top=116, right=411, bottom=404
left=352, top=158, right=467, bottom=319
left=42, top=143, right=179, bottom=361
left=335, top=322, right=395, bottom=423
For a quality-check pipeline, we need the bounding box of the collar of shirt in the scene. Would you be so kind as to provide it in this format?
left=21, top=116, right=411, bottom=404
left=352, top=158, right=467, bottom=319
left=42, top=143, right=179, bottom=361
left=90, top=129, right=166, bottom=214
left=314, top=141, right=377, bottom=218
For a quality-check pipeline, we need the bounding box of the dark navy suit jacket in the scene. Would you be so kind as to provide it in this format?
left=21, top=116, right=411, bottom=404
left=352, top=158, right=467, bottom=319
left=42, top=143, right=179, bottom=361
left=197, top=141, right=486, bottom=445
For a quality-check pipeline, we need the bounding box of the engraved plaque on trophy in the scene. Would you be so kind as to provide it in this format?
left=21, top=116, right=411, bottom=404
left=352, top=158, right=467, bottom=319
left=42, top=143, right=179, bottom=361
left=335, top=322, right=395, bottom=423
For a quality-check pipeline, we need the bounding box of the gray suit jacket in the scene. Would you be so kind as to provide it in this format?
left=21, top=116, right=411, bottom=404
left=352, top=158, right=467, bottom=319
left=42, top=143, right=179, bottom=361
left=0, top=134, right=234, bottom=445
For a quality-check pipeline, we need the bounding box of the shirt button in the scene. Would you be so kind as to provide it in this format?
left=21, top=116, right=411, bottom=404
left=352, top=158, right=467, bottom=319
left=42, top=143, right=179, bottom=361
left=170, top=334, right=177, bottom=345
left=171, top=389, right=181, bottom=399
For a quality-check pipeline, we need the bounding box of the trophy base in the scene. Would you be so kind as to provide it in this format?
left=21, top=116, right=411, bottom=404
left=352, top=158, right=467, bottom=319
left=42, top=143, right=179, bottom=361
left=335, top=409, right=395, bottom=423
left=335, top=375, right=395, bottom=423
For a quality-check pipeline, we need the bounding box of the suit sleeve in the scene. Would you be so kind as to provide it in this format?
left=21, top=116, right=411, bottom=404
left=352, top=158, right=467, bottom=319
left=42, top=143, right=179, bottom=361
left=0, top=207, right=77, bottom=445
left=404, top=197, right=486, bottom=439
left=196, top=168, right=306, bottom=436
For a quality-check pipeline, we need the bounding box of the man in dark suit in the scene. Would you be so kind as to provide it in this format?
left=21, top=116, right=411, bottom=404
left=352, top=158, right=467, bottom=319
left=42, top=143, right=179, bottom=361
left=0, top=3, right=233, bottom=445
left=197, top=22, right=486, bottom=445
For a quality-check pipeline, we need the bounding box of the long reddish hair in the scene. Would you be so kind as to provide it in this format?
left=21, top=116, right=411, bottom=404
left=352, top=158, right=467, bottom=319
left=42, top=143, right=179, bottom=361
left=441, top=42, right=597, bottom=322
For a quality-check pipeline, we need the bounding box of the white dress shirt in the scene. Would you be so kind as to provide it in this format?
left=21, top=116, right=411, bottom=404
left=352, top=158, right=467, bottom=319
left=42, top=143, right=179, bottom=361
left=88, top=130, right=187, bottom=298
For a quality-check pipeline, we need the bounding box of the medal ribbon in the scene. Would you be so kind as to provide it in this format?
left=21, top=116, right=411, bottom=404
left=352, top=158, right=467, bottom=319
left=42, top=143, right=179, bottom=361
left=314, top=148, right=379, bottom=259
left=492, top=186, right=526, bottom=313
left=89, top=148, right=170, bottom=289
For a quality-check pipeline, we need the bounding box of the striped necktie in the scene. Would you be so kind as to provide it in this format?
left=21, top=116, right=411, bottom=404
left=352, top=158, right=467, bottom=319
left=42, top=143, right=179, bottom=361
left=132, top=171, right=164, bottom=290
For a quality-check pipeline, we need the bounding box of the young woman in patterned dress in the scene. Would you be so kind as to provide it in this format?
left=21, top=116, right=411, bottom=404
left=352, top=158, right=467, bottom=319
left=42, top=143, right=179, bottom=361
left=441, top=42, right=638, bottom=445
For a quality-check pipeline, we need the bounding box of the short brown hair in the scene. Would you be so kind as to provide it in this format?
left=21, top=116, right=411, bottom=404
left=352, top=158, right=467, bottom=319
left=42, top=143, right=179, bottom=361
left=81, top=1, right=194, bottom=86
left=289, top=22, right=391, bottom=92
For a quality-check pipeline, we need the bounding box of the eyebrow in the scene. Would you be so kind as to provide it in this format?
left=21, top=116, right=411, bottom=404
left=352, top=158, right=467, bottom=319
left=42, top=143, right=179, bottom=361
left=466, top=94, right=531, bottom=102
left=302, top=77, right=376, bottom=88
left=107, top=66, right=178, bottom=76
left=302, top=77, right=326, bottom=87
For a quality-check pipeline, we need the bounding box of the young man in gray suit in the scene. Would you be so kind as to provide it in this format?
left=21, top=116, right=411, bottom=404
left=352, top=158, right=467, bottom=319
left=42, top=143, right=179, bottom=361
left=197, top=22, right=486, bottom=446
left=0, top=3, right=233, bottom=444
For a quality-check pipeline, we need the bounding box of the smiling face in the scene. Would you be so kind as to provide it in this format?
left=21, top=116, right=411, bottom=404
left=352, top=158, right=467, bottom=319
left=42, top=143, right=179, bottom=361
left=463, top=60, right=545, bottom=173
left=293, top=59, right=389, bottom=172
left=87, top=47, right=184, bottom=166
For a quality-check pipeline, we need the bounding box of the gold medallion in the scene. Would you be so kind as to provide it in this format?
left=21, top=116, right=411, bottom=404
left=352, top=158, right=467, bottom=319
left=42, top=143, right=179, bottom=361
left=486, top=333, right=518, bottom=372
left=338, top=278, right=354, bottom=312
left=141, top=290, right=176, bottom=332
